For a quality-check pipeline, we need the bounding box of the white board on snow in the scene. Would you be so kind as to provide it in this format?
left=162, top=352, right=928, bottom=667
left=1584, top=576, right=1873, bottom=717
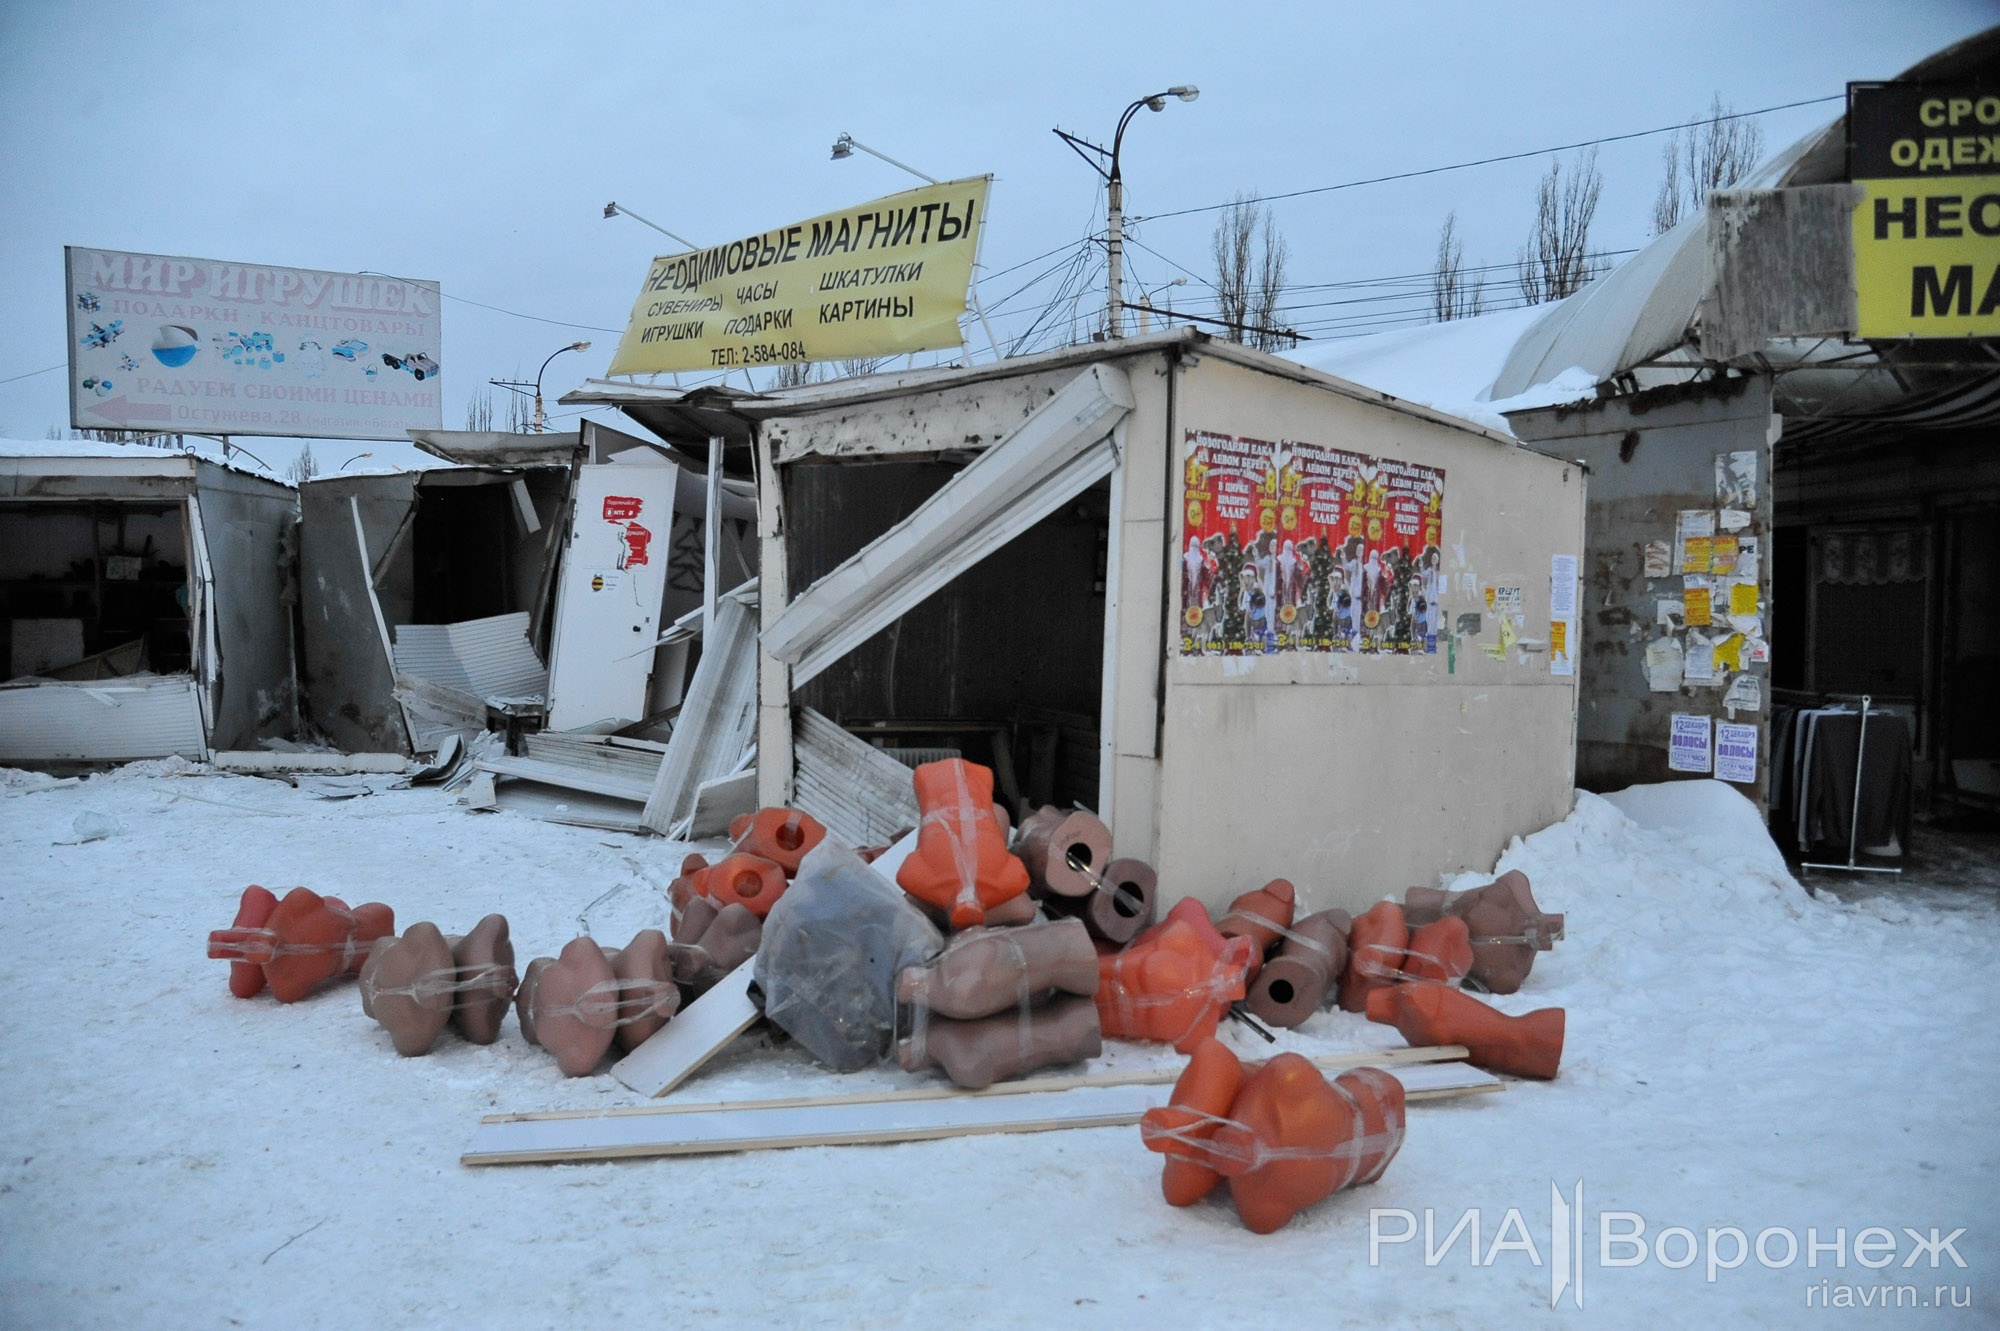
left=608, top=962, right=760, bottom=1098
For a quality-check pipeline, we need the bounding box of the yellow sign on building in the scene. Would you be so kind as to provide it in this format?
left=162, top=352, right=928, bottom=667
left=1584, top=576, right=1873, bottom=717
left=1849, top=81, right=2000, bottom=340
left=608, top=177, right=991, bottom=375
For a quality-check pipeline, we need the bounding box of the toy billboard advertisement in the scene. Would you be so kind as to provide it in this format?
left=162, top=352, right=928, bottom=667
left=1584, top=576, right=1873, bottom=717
left=1180, top=428, right=1444, bottom=657
left=65, top=246, right=442, bottom=440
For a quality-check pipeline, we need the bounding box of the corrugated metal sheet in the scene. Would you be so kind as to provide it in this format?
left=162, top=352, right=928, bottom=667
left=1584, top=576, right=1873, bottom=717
left=392, top=612, right=547, bottom=700
left=791, top=707, right=922, bottom=848
left=0, top=676, right=206, bottom=761
left=641, top=595, right=759, bottom=834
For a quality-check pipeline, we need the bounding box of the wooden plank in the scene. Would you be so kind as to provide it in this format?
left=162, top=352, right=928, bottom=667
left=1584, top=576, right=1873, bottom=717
left=608, top=964, right=761, bottom=1098
left=492, top=1044, right=1472, bottom=1123
left=461, top=1061, right=1500, bottom=1166
left=213, top=750, right=409, bottom=774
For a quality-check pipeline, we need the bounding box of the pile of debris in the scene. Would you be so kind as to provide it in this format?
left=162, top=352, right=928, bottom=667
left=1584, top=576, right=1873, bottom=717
left=202, top=755, right=1567, bottom=1234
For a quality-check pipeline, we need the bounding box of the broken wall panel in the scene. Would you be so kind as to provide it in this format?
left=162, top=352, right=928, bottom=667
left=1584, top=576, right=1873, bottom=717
left=792, top=706, right=923, bottom=848
left=0, top=676, right=207, bottom=762
left=641, top=593, right=758, bottom=834
left=298, top=473, right=418, bottom=753
left=391, top=612, right=546, bottom=700
left=189, top=463, right=300, bottom=748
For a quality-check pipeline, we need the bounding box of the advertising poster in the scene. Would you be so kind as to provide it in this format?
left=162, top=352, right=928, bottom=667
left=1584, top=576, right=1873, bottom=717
left=1715, top=721, right=1759, bottom=784
left=609, top=177, right=989, bottom=374
left=1180, top=429, right=1443, bottom=657
left=1669, top=713, right=1713, bottom=773
left=65, top=247, right=442, bottom=440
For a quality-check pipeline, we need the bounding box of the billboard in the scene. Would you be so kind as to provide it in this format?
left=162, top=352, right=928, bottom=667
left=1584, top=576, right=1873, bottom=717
left=1847, top=81, right=2000, bottom=340
left=607, top=177, right=990, bottom=376
left=65, top=247, right=443, bottom=440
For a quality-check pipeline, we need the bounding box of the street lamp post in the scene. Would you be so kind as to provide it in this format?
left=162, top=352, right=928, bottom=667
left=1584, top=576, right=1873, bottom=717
left=1054, top=85, right=1198, bottom=340
left=534, top=341, right=590, bottom=433
left=830, top=132, right=1002, bottom=363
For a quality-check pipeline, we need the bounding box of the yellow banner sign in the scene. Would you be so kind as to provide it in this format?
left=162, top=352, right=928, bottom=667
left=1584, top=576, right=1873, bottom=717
left=608, top=177, right=990, bottom=375
left=1848, top=81, right=2000, bottom=339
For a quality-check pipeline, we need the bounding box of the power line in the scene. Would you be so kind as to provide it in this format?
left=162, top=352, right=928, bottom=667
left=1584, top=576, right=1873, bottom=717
left=0, top=363, right=66, bottom=387
left=1131, top=94, right=1843, bottom=223
left=440, top=290, right=625, bottom=335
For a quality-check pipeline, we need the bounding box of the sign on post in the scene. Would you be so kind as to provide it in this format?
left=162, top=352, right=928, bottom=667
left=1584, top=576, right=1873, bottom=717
left=607, top=177, right=991, bottom=376
left=65, top=247, right=443, bottom=440
left=1848, top=82, right=2000, bottom=340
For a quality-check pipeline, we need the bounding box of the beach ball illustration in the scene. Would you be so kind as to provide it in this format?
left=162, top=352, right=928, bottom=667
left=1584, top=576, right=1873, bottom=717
left=151, top=325, right=199, bottom=368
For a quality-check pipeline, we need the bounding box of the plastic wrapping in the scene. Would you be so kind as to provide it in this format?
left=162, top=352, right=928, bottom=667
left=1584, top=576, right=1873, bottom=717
left=1404, top=870, right=1564, bottom=994
left=1096, top=906, right=1258, bottom=1053
left=206, top=886, right=394, bottom=1003
left=1366, top=980, right=1565, bottom=1079
left=894, top=918, right=1102, bottom=1088
left=358, top=915, right=519, bottom=1054
left=1141, top=1039, right=1407, bottom=1234
left=756, top=840, right=944, bottom=1072
left=895, top=760, right=1029, bottom=928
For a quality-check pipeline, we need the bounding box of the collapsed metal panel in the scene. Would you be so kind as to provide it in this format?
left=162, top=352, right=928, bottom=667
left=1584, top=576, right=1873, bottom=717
left=0, top=676, right=207, bottom=761
left=298, top=473, right=418, bottom=752
left=641, top=591, right=759, bottom=834
left=188, top=463, right=300, bottom=749
left=791, top=706, right=922, bottom=848
left=762, top=364, right=1133, bottom=685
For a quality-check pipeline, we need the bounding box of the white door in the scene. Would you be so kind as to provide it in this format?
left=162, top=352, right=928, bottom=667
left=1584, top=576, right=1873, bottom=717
left=545, top=461, right=679, bottom=731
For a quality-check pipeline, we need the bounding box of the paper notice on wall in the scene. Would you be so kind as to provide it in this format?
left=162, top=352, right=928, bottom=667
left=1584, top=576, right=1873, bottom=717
left=1456, top=611, right=1482, bottom=636
left=1550, top=618, right=1574, bottom=676
left=1677, top=509, right=1716, bottom=575
left=1729, top=583, right=1759, bottom=617
left=1643, top=540, right=1672, bottom=578
left=1724, top=672, right=1763, bottom=716
left=1684, top=632, right=1716, bottom=684
left=1486, top=585, right=1524, bottom=620
left=1684, top=579, right=1713, bottom=627
left=1550, top=554, right=1578, bottom=619
left=1716, top=450, right=1758, bottom=509
left=1715, top=720, right=1758, bottom=784
left=1719, top=507, right=1751, bottom=532
left=1748, top=634, right=1771, bottom=664
left=1657, top=598, right=1686, bottom=631
left=1645, top=636, right=1684, bottom=692
left=1483, top=616, right=1516, bottom=662
left=1711, top=535, right=1740, bottom=574
left=1670, top=713, right=1714, bottom=773
left=1714, top=632, right=1746, bottom=672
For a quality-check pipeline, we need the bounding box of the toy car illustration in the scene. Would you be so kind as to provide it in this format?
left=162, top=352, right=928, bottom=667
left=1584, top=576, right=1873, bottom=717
left=381, top=351, right=439, bottom=381
left=330, top=339, right=369, bottom=360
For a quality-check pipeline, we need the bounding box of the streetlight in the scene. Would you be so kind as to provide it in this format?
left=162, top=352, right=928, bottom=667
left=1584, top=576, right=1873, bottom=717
left=1135, top=277, right=1187, bottom=335
left=1053, top=85, right=1199, bottom=339
left=602, top=202, right=702, bottom=252
left=534, top=341, right=590, bottom=433
left=339, top=451, right=374, bottom=471
left=829, top=132, right=1002, bottom=363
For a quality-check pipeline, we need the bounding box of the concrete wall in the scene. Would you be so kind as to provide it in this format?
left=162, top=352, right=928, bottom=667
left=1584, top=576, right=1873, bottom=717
left=1508, top=377, right=1776, bottom=808
left=1147, top=354, right=1586, bottom=915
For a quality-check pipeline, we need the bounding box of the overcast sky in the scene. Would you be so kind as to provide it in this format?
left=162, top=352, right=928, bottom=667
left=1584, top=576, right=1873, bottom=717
left=1, top=2, right=1991, bottom=469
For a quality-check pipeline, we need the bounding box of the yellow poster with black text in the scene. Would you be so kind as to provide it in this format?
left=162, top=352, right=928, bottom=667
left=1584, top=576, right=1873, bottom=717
left=1852, top=174, right=2000, bottom=339
left=608, top=177, right=990, bottom=375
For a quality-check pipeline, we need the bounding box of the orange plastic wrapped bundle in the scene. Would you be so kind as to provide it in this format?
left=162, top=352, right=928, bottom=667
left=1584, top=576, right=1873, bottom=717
left=1366, top=981, right=1565, bottom=1079
left=1096, top=909, right=1258, bottom=1053
left=1400, top=916, right=1474, bottom=985
left=728, top=807, right=827, bottom=877
left=1337, top=900, right=1409, bottom=1013
left=1141, top=1039, right=1407, bottom=1233
left=699, top=852, right=790, bottom=919
left=895, top=760, right=1029, bottom=929
left=206, top=887, right=394, bottom=1003
left=221, top=885, right=278, bottom=998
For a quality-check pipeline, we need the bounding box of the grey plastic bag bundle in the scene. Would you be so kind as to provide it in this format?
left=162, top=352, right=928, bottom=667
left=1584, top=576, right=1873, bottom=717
left=753, top=839, right=943, bottom=1072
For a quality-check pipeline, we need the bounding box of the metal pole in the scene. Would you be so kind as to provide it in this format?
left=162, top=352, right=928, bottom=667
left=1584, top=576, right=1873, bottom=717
left=1106, top=173, right=1124, bottom=340
left=703, top=434, right=723, bottom=644
left=1803, top=692, right=1903, bottom=875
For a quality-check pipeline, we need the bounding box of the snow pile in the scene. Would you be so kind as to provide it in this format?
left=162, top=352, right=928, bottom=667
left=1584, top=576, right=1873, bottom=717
left=0, top=771, right=1992, bottom=1328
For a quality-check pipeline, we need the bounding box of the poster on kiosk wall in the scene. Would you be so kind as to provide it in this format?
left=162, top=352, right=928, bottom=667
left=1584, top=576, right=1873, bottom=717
left=1179, top=428, right=1445, bottom=657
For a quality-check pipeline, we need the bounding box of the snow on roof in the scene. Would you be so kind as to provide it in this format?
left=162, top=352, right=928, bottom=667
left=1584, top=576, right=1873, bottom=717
left=1282, top=304, right=1599, bottom=434
left=0, top=436, right=288, bottom=484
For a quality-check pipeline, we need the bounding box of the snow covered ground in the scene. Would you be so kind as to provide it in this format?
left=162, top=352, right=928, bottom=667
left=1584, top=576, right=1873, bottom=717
left=1, top=763, right=1993, bottom=1329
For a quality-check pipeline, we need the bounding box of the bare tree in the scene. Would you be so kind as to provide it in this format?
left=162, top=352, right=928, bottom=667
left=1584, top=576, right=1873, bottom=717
left=769, top=361, right=816, bottom=389
left=1516, top=149, right=1604, bottom=304
left=1212, top=194, right=1292, bottom=347
left=466, top=387, right=494, bottom=431
left=1652, top=94, right=1765, bottom=234
left=836, top=357, right=887, bottom=378
left=287, top=443, right=320, bottom=485
left=1430, top=211, right=1485, bottom=321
